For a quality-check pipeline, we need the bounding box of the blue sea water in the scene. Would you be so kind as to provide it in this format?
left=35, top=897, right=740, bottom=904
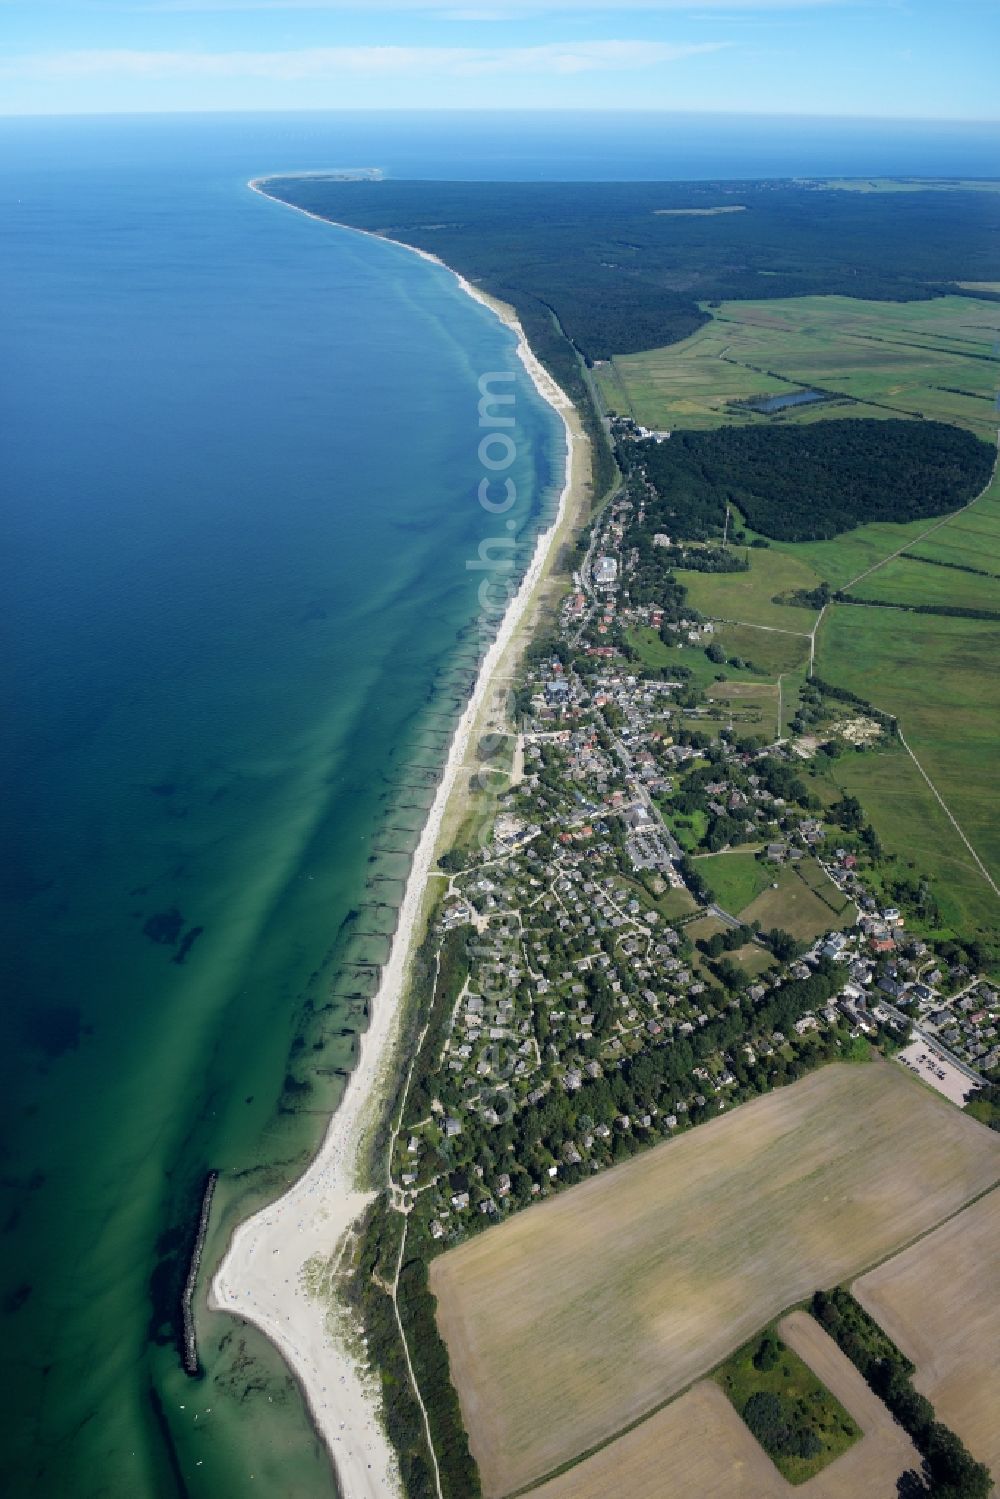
left=2, top=110, right=999, bottom=1498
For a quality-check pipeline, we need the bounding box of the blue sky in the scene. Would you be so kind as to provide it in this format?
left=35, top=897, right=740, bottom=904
left=1, top=0, right=997, bottom=118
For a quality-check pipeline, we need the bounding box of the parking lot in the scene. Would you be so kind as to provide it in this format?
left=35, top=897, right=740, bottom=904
left=896, top=1040, right=979, bottom=1107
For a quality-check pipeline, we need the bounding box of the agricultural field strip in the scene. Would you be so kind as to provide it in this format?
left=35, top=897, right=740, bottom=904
left=526, top=1356, right=920, bottom=1499
left=847, top=558, right=1000, bottom=611
left=431, top=1064, right=1000, bottom=1498
left=514, top=1177, right=1000, bottom=1499
left=717, top=321, right=981, bottom=382
left=852, top=1187, right=1000, bottom=1477
left=602, top=294, right=1000, bottom=437
left=815, top=605, right=1000, bottom=899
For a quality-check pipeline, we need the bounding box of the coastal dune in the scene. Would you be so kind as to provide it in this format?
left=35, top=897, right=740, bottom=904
left=210, top=182, right=588, bottom=1499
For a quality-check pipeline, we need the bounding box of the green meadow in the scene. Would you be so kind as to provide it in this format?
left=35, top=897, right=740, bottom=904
left=704, top=679, right=782, bottom=740
left=773, top=517, right=948, bottom=591
left=597, top=293, right=1000, bottom=438
left=815, top=606, right=1000, bottom=934
left=677, top=550, right=821, bottom=632
left=741, top=862, right=856, bottom=944
left=613, top=320, right=1000, bottom=946
left=714, top=622, right=810, bottom=675
left=847, top=557, right=1000, bottom=611
left=818, top=746, right=994, bottom=938
left=626, top=626, right=767, bottom=688
left=695, top=850, right=774, bottom=915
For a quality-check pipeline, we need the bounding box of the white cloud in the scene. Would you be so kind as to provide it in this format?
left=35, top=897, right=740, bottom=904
left=0, top=39, right=728, bottom=80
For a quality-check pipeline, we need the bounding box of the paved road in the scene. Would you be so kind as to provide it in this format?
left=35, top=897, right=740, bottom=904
left=707, top=902, right=742, bottom=930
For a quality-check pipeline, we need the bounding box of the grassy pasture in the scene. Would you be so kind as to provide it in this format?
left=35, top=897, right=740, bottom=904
left=842, top=464, right=1000, bottom=607
left=704, top=678, right=781, bottom=738
left=695, top=849, right=774, bottom=914
left=596, top=323, right=778, bottom=425
left=847, top=556, right=1000, bottom=611
left=621, top=873, right=701, bottom=924
left=820, top=747, right=996, bottom=938
left=685, top=925, right=774, bottom=983
left=739, top=861, right=855, bottom=943
left=430, top=1064, right=1000, bottom=1497
left=726, top=465, right=1000, bottom=939
left=683, top=913, right=729, bottom=944
left=730, top=940, right=776, bottom=978
left=908, top=535, right=1000, bottom=573
left=678, top=549, right=821, bottom=632
left=815, top=606, right=1000, bottom=925
left=853, top=1187, right=1000, bottom=1478
left=625, top=626, right=767, bottom=689
left=772, top=461, right=999, bottom=591
left=651, top=884, right=699, bottom=921
left=716, top=620, right=811, bottom=675
left=597, top=294, right=1000, bottom=438
left=773, top=516, right=949, bottom=591
left=905, top=474, right=1000, bottom=567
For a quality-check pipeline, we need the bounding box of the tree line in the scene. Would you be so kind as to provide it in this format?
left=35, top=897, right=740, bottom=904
left=812, top=1289, right=993, bottom=1498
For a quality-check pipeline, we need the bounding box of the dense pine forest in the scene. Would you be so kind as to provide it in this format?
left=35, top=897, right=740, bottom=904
left=266, top=178, right=1000, bottom=363
left=265, top=177, right=1000, bottom=505
left=627, top=419, right=995, bottom=541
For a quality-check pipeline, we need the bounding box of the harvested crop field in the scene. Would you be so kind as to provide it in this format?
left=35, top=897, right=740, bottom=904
left=528, top=1383, right=786, bottom=1499
left=529, top=1317, right=922, bottom=1499
left=854, top=1187, right=1000, bottom=1477
left=430, top=1063, right=1000, bottom=1497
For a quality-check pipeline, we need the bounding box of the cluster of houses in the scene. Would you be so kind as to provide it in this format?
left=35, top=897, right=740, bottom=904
left=399, top=434, right=997, bottom=1243
left=914, top=981, right=1000, bottom=1074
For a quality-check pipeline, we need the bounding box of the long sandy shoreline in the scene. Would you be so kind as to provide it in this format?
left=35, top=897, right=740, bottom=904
left=209, top=180, right=589, bottom=1499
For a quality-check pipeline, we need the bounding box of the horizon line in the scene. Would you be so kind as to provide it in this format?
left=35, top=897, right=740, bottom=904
left=2, top=105, right=1000, bottom=125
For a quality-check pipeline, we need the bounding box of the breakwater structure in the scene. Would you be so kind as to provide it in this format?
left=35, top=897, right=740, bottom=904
left=181, top=1169, right=218, bottom=1377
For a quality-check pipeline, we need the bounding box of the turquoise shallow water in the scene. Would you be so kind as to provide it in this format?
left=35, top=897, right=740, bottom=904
left=0, top=119, right=562, bottom=1496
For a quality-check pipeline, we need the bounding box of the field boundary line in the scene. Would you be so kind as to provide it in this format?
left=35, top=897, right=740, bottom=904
left=709, top=615, right=812, bottom=638
left=846, top=1177, right=1000, bottom=1288
left=808, top=603, right=826, bottom=676
left=896, top=728, right=1000, bottom=900
left=502, top=1144, right=1000, bottom=1499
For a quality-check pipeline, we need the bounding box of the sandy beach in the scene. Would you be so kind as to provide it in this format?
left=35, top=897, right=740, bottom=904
left=210, top=181, right=591, bottom=1499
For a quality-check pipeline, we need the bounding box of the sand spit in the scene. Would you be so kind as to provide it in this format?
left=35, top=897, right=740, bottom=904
left=209, top=180, right=588, bottom=1499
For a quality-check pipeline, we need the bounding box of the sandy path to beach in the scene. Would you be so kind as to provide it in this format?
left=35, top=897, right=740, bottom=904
left=210, top=184, right=589, bottom=1499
